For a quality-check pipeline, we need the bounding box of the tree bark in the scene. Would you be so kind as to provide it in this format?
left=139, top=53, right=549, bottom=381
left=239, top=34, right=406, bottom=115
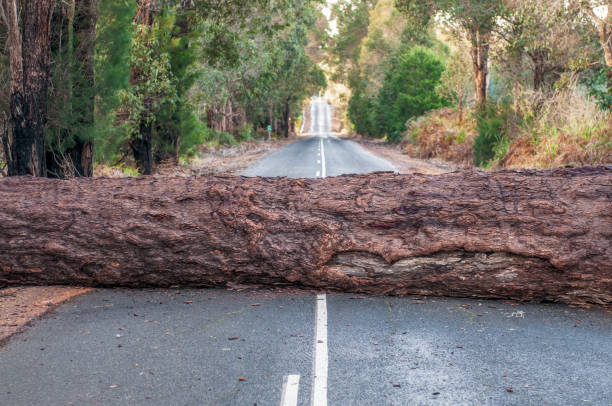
left=531, top=49, right=547, bottom=91
left=2, top=0, right=54, bottom=176
left=0, top=167, right=610, bottom=307
left=470, top=27, right=490, bottom=109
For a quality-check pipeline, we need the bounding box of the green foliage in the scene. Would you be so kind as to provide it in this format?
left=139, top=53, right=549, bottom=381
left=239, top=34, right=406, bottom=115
left=376, top=46, right=447, bottom=142
left=584, top=68, right=612, bottom=110
left=95, top=0, right=137, bottom=162
left=347, top=78, right=378, bottom=137
left=474, top=104, right=509, bottom=167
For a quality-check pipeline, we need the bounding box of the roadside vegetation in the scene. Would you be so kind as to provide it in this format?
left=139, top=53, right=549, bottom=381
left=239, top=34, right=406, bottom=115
left=329, top=0, right=612, bottom=168
left=0, top=0, right=326, bottom=177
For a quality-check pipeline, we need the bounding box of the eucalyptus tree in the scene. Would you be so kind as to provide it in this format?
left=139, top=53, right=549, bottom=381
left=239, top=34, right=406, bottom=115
left=395, top=0, right=506, bottom=108
left=0, top=0, right=54, bottom=176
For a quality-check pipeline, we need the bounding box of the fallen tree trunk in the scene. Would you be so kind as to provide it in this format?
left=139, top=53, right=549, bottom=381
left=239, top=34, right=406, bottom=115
left=1, top=167, right=611, bottom=307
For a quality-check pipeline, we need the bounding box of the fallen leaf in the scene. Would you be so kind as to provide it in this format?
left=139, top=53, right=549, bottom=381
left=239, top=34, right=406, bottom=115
left=238, top=377, right=246, bottom=382
left=506, top=388, right=514, bottom=393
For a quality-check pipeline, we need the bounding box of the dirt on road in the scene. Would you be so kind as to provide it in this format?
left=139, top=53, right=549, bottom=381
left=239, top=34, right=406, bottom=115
left=0, top=286, right=92, bottom=345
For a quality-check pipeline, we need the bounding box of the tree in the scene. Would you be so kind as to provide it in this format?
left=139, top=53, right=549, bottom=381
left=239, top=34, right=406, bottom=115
left=395, top=0, right=506, bottom=108
left=375, top=46, right=447, bottom=141
left=0, top=0, right=54, bottom=176
left=578, top=1, right=612, bottom=88
left=45, top=0, right=98, bottom=178
left=437, top=47, right=473, bottom=122
left=497, top=1, right=595, bottom=91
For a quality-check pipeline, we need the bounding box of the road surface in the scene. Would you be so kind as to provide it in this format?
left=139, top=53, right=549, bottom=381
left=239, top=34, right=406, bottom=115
left=1, top=99, right=611, bottom=406
left=242, top=97, right=396, bottom=178
left=1, top=289, right=610, bottom=405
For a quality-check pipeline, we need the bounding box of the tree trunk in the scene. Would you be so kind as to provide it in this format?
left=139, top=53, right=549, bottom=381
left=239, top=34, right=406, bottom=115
left=2, top=0, right=54, bottom=176
left=283, top=99, right=291, bottom=138
left=71, top=0, right=97, bottom=177
left=130, top=123, right=153, bottom=175
left=599, top=9, right=612, bottom=89
left=1, top=167, right=610, bottom=307
left=470, top=27, right=490, bottom=109
left=531, top=49, right=547, bottom=91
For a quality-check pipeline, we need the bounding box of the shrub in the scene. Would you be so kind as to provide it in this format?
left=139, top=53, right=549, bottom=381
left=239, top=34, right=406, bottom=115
left=375, top=46, right=447, bottom=142
left=474, top=104, right=509, bottom=167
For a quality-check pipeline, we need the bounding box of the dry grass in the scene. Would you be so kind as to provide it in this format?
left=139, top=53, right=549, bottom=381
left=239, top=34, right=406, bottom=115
left=402, top=87, right=612, bottom=169
left=403, top=107, right=477, bottom=168
left=502, top=86, right=612, bottom=168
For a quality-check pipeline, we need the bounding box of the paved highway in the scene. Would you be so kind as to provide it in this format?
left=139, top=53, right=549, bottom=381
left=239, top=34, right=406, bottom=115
left=1, top=289, right=610, bottom=405
left=242, top=97, right=396, bottom=178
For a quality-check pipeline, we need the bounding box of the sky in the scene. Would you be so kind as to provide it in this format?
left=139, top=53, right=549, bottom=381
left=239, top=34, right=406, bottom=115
left=323, top=0, right=339, bottom=36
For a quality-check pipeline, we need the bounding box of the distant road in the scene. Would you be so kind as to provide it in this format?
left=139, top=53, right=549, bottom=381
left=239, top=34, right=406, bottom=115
left=242, top=97, right=396, bottom=178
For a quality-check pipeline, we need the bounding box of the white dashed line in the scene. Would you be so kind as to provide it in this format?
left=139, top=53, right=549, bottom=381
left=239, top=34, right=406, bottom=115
left=319, top=138, right=326, bottom=178
left=312, top=294, right=328, bottom=406
left=280, top=374, right=300, bottom=406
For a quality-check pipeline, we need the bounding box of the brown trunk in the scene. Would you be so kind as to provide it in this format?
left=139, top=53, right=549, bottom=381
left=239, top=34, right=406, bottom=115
left=130, top=123, right=153, bottom=175
left=2, top=0, right=54, bottom=176
left=470, top=27, right=490, bottom=109
left=531, top=49, right=547, bottom=91
left=1, top=168, right=610, bottom=307
left=599, top=13, right=612, bottom=90
left=283, top=99, right=291, bottom=138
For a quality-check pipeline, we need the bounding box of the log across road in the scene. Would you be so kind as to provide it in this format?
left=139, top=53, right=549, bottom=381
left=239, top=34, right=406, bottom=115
left=1, top=167, right=611, bottom=307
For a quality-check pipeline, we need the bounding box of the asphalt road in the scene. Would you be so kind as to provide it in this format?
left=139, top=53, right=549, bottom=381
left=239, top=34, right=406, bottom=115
left=242, top=97, right=396, bottom=178
left=1, top=289, right=610, bottom=405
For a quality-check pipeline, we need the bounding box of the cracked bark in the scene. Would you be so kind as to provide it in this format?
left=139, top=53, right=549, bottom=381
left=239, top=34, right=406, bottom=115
left=0, top=167, right=610, bottom=307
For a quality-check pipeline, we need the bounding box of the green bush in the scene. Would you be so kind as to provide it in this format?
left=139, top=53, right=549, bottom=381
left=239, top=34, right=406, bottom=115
left=474, top=105, right=509, bottom=167
left=375, top=46, right=447, bottom=142
left=218, top=131, right=238, bottom=146
left=236, top=124, right=253, bottom=142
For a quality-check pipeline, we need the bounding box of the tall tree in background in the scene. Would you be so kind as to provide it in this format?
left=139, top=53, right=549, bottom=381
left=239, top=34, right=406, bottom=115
left=46, top=0, right=98, bottom=177
left=395, top=0, right=505, bottom=108
left=0, top=0, right=54, bottom=176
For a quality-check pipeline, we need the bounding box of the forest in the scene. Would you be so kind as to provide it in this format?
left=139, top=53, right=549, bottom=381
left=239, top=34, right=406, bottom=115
left=0, top=0, right=610, bottom=177
left=331, top=0, right=612, bottom=168
left=0, top=0, right=326, bottom=177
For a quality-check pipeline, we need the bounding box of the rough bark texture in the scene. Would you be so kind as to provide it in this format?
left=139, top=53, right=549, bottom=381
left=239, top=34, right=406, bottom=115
left=470, top=28, right=490, bottom=109
left=0, top=167, right=611, bottom=307
left=3, top=0, right=54, bottom=176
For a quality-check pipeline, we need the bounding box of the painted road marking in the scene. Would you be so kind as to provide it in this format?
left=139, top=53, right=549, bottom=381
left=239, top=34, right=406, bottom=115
left=280, top=374, right=300, bottom=406
left=319, top=138, right=326, bottom=178
left=312, top=294, right=328, bottom=406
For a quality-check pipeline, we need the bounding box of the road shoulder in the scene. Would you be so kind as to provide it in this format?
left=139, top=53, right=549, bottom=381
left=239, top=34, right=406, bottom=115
left=0, top=286, right=93, bottom=346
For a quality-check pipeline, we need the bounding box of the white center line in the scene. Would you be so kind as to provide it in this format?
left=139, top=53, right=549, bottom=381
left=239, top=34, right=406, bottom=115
left=312, top=294, right=328, bottom=406
left=280, top=374, right=300, bottom=406
left=319, top=138, right=326, bottom=178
